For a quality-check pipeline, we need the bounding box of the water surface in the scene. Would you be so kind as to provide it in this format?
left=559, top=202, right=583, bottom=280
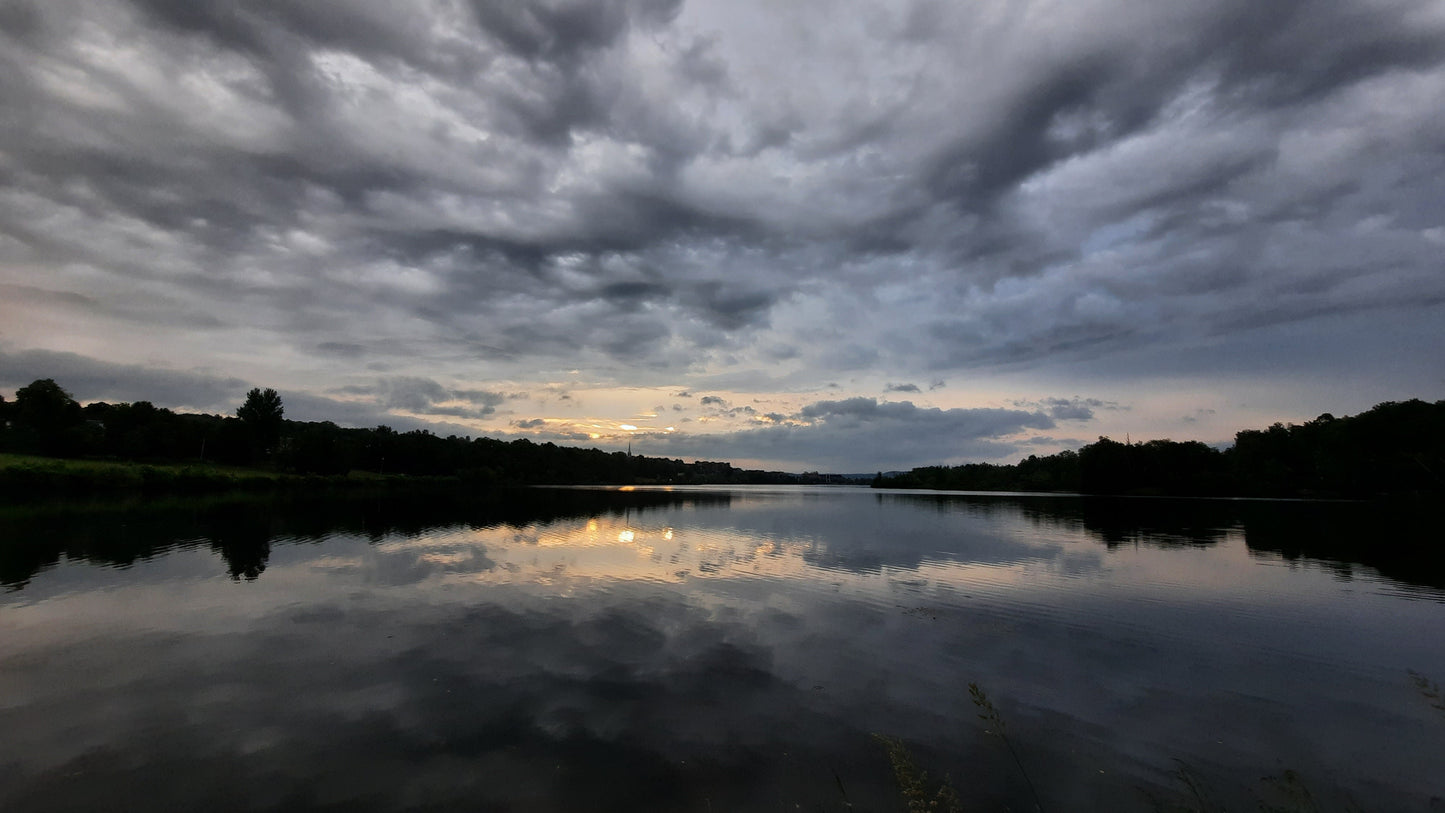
left=1, top=486, right=1442, bottom=811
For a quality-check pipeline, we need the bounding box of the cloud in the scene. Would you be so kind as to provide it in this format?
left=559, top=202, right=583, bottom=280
left=0, top=347, right=478, bottom=431
left=316, top=342, right=367, bottom=359
left=339, top=377, right=506, bottom=419
left=1, top=0, right=1443, bottom=468
left=1011, top=397, right=1125, bottom=423
left=0, top=347, right=247, bottom=412
left=693, top=394, right=758, bottom=421
left=884, top=383, right=921, bottom=393
left=645, top=398, right=1057, bottom=471
left=1181, top=408, right=1218, bottom=424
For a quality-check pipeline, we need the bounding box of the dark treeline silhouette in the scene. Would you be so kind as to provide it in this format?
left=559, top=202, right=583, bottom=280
left=0, top=379, right=800, bottom=487
left=5, top=379, right=1442, bottom=496
left=875, top=399, right=1445, bottom=499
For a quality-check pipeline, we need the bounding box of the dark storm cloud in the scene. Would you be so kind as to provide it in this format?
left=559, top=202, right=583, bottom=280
left=1049, top=403, right=1095, bottom=422
left=0, top=283, right=224, bottom=330
left=911, top=0, right=1445, bottom=210
left=466, top=0, right=684, bottom=68
left=278, top=390, right=443, bottom=431
left=1011, top=397, right=1125, bottom=422
left=0, top=348, right=461, bottom=431
left=697, top=394, right=755, bottom=420
left=0, top=347, right=247, bottom=410
left=0, top=0, right=766, bottom=372
left=646, top=398, right=1057, bottom=471
left=339, top=377, right=506, bottom=418
left=1, top=0, right=1443, bottom=455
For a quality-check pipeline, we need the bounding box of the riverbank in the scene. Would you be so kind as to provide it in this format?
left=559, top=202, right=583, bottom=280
left=0, top=453, right=438, bottom=498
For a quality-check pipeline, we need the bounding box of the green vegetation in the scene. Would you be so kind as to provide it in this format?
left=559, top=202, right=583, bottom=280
left=969, top=682, right=1045, bottom=812
left=875, top=399, right=1445, bottom=498
left=874, top=734, right=964, bottom=812
left=0, top=453, right=291, bottom=493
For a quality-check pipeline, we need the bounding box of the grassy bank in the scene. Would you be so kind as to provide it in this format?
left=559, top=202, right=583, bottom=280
left=0, top=453, right=420, bottom=497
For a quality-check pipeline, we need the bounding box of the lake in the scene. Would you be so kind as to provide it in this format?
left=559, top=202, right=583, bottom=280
left=1, top=485, right=1442, bottom=811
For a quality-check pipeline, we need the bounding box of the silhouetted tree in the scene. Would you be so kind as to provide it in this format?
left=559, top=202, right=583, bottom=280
left=236, top=387, right=284, bottom=462
left=11, top=378, right=84, bottom=455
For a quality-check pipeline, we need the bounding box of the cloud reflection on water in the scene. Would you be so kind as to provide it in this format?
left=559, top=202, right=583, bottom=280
left=1, top=488, right=1443, bottom=811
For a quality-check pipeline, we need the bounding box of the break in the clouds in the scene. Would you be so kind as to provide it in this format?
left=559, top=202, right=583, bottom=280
left=2, top=0, right=1443, bottom=470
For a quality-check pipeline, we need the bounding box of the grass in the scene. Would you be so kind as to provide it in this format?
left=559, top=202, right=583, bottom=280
left=0, top=452, right=280, bottom=491
left=873, top=734, right=965, bottom=813
left=968, top=682, right=1046, bottom=812
left=0, top=452, right=274, bottom=478
left=0, top=452, right=406, bottom=496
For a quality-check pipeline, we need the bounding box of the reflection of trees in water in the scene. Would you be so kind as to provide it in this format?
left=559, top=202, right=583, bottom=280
left=4, top=489, right=1439, bottom=593
left=873, top=492, right=1444, bottom=590
left=0, top=488, right=730, bottom=589
left=0, top=507, right=198, bottom=591
left=213, top=537, right=271, bottom=581
left=1073, top=499, right=1233, bottom=548
left=204, top=503, right=275, bottom=581
left=879, top=493, right=1234, bottom=547
left=1236, top=501, right=1444, bottom=589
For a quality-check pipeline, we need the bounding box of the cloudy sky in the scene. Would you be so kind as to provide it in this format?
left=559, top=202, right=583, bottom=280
left=1, top=0, right=1443, bottom=471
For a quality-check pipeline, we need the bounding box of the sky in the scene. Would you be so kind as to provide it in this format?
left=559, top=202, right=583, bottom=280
left=1, top=0, right=1443, bottom=472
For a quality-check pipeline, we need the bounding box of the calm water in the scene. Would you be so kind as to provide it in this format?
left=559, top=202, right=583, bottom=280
left=1, top=486, right=1442, bottom=811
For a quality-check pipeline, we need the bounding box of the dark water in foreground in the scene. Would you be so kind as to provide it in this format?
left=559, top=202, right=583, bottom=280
left=1, top=486, right=1442, bottom=811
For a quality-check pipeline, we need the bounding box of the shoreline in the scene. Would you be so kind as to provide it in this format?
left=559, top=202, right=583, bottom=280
left=0, top=452, right=460, bottom=498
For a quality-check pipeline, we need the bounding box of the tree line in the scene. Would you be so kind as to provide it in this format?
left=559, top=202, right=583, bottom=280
left=4, top=379, right=1441, bottom=496
left=0, top=379, right=799, bottom=486
left=873, top=399, right=1445, bottom=498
